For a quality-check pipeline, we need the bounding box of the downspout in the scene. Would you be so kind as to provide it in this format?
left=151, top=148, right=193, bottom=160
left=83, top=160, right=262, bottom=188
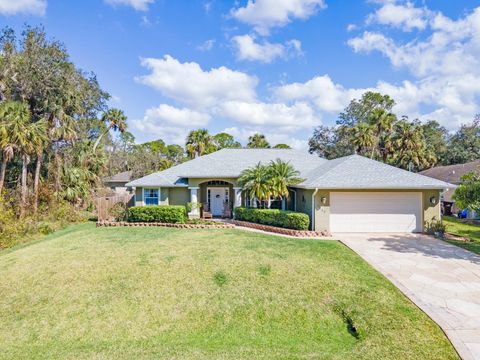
left=311, top=188, right=319, bottom=231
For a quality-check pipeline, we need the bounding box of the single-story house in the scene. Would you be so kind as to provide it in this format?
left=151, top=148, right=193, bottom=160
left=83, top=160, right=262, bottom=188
left=420, top=160, right=479, bottom=218
left=126, top=149, right=453, bottom=233
left=103, top=171, right=133, bottom=194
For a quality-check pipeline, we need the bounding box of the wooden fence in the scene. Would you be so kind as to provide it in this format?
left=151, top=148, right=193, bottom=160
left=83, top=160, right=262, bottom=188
left=96, top=193, right=134, bottom=222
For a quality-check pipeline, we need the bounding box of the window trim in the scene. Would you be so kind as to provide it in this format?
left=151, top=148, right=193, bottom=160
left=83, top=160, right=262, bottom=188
left=143, top=187, right=160, bottom=206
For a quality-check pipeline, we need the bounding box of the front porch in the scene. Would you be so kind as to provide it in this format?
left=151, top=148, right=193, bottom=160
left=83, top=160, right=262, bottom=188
left=188, top=180, right=241, bottom=219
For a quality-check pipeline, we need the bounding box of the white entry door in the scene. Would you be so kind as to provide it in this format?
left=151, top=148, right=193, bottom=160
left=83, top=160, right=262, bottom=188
left=209, top=188, right=227, bottom=216
left=330, top=192, right=422, bottom=233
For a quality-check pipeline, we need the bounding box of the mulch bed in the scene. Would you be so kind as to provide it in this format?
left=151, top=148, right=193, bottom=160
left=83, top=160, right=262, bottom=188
left=97, top=221, right=235, bottom=229
left=230, top=219, right=330, bottom=238
left=445, top=233, right=471, bottom=242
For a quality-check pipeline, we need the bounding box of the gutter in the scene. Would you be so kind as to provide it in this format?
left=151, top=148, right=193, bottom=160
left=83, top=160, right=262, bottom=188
left=311, top=188, right=318, bottom=231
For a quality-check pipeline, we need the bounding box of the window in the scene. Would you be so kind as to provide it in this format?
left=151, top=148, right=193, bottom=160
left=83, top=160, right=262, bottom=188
left=207, top=189, right=211, bottom=207
left=225, top=188, right=229, bottom=204
left=206, top=180, right=230, bottom=186
left=144, top=188, right=159, bottom=205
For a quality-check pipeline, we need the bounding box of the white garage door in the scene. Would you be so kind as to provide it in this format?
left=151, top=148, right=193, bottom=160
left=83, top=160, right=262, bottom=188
left=330, top=192, right=422, bottom=233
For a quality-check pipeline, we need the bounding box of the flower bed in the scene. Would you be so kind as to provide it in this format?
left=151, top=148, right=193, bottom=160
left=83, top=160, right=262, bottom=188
left=231, top=219, right=330, bottom=238
left=97, top=221, right=235, bottom=229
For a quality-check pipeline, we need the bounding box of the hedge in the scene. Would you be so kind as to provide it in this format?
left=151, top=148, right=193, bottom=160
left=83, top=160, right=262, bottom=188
left=127, top=205, right=187, bottom=223
left=234, top=207, right=310, bottom=230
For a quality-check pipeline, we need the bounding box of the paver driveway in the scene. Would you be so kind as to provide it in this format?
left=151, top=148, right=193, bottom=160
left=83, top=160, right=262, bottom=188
left=339, top=233, right=480, bottom=360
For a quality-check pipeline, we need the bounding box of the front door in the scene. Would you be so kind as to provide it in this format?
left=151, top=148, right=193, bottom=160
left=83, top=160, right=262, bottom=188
left=209, top=187, right=227, bottom=216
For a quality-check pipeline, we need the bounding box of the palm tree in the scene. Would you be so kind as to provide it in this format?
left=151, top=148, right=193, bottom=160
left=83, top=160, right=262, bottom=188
left=0, top=102, right=16, bottom=195
left=237, top=162, right=271, bottom=207
left=268, top=159, right=303, bottom=202
left=93, top=108, right=127, bottom=152
left=368, top=108, right=397, bottom=161
left=350, top=123, right=376, bottom=158
left=185, top=129, right=214, bottom=159
left=247, top=133, right=270, bottom=148
left=0, top=102, right=44, bottom=217
left=31, top=120, right=48, bottom=214
left=390, top=121, right=434, bottom=171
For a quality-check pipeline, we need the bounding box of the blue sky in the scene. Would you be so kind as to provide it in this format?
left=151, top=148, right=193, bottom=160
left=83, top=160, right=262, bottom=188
left=1, top=0, right=480, bottom=149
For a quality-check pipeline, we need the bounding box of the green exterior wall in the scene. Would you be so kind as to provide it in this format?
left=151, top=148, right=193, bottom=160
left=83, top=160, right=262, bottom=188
left=294, top=188, right=314, bottom=230
left=169, top=187, right=189, bottom=205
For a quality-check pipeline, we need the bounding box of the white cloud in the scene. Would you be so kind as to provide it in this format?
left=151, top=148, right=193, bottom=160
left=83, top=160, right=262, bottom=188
left=344, top=5, right=480, bottom=128
left=231, top=0, right=326, bottom=35
left=274, top=75, right=371, bottom=113
left=197, top=39, right=216, bottom=52
left=217, top=101, right=319, bottom=127
left=232, top=34, right=302, bottom=63
left=0, top=0, right=46, bottom=15
left=366, top=1, right=431, bottom=31
left=131, top=104, right=210, bottom=144
left=136, top=55, right=258, bottom=108
left=105, top=0, right=154, bottom=11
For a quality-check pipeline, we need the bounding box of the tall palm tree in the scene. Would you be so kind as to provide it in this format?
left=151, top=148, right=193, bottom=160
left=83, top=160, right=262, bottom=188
left=0, top=102, right=16, bottom=195
left=185, top=129, right=214, bottom=159
left=93, top=108, right=127, bottom=152
left=237, top=162, right=271, bottom=207
left=350, top=123, right=376, bottom=158
left=31, top=120, right=48, bottom=214
left=0, top=102, right=41, bottom=217
left=368, top=108, right=397, bottom=161
left=268, top=159, right=303, bottom=201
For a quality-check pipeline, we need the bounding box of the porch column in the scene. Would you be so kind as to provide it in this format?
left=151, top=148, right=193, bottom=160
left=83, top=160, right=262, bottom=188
left=233, top=187, right=242, bottom=208
left=189, top=187, right=200, bottom=217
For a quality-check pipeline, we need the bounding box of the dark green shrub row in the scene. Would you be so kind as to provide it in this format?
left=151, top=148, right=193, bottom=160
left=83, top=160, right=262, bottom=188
left=234, top=207, right=310, bottom=230
left=127, top=205, right=187, bottom=223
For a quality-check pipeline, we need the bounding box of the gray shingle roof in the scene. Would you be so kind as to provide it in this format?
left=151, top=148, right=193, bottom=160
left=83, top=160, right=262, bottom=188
left=298, top=155, right=454, bottom=189
left=126, top=149, right=454, bottom=190
left=126, top=149, right=325, bottom=187
left=103, top=171, right=132, bottom=183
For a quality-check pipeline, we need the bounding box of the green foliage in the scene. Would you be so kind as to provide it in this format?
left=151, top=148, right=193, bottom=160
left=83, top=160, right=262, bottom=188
left=309, top=91, right=441, bottom=171
left=453, top=171, right=480, bottom=213
left=425, top=218, right=447, bottom=237
left=273, top=143, right=291, bottom=149
left=212, top=132, right=241, bottom=149
left=127, top=205, right=187, bottom=223
left=234, top=207, right=310, bottom=230
left=247, top=133, right=270, bottom=148
left=109, top=202, right=127, bottom=221
left=443, top=118, right=480, bottom=165
left=186, top=129, right=216, bottom=158
left=213, top=271, right=228, bottom=286
left=238, top=159, right=303, bottom=204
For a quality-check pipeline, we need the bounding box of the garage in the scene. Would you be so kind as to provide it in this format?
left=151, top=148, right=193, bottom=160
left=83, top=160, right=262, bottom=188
left=329, top=192, right=422, bottom=233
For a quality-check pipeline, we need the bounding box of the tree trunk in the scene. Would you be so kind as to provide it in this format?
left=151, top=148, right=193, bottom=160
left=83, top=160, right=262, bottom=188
left=0, top=153, right=7, bottom=196
left=20, top=154, right=30, bottom=218
left=33, top=149, right=43, bottom=215
left=93, top=126, right=111, bottom=152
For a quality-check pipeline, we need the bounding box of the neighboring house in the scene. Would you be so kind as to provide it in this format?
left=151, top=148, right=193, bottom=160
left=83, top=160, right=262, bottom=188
left=126, top=149, right=453, bottom=233
left=103, top=171, right=133, bottom=194
left=420, top=161, right=480, bottom=218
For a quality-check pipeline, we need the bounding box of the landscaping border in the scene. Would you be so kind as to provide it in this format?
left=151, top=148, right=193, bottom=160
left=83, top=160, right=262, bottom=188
left=97, top=221, right=235, bottom=229
left=231, top=219, right=330, bottom=238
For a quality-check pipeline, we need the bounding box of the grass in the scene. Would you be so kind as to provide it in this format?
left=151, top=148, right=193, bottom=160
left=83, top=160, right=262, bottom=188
left=443, top=216, right=480, bottom=255
left=0, top=223, right=458, bottom=359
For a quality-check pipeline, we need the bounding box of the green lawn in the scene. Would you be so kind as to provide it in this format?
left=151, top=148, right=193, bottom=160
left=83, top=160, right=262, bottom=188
left=443, top=216, right=480, bottom=255
left=0, top=223, right=457, bottom=359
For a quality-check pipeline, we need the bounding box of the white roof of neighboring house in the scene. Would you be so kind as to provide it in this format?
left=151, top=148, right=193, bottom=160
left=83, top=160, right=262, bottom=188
left=126, top=149, right=454, bottom=190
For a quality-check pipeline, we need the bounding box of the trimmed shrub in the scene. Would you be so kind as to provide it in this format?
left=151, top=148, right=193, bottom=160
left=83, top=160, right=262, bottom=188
left=234, top=207, right=309, bottom=230
left=127, top=205, right=187, bottom=223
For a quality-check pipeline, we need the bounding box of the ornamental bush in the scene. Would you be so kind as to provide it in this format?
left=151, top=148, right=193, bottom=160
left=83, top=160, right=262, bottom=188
left=127, top=205, right=187, bottom=223
left=234, top=207, right=310, bottom=230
